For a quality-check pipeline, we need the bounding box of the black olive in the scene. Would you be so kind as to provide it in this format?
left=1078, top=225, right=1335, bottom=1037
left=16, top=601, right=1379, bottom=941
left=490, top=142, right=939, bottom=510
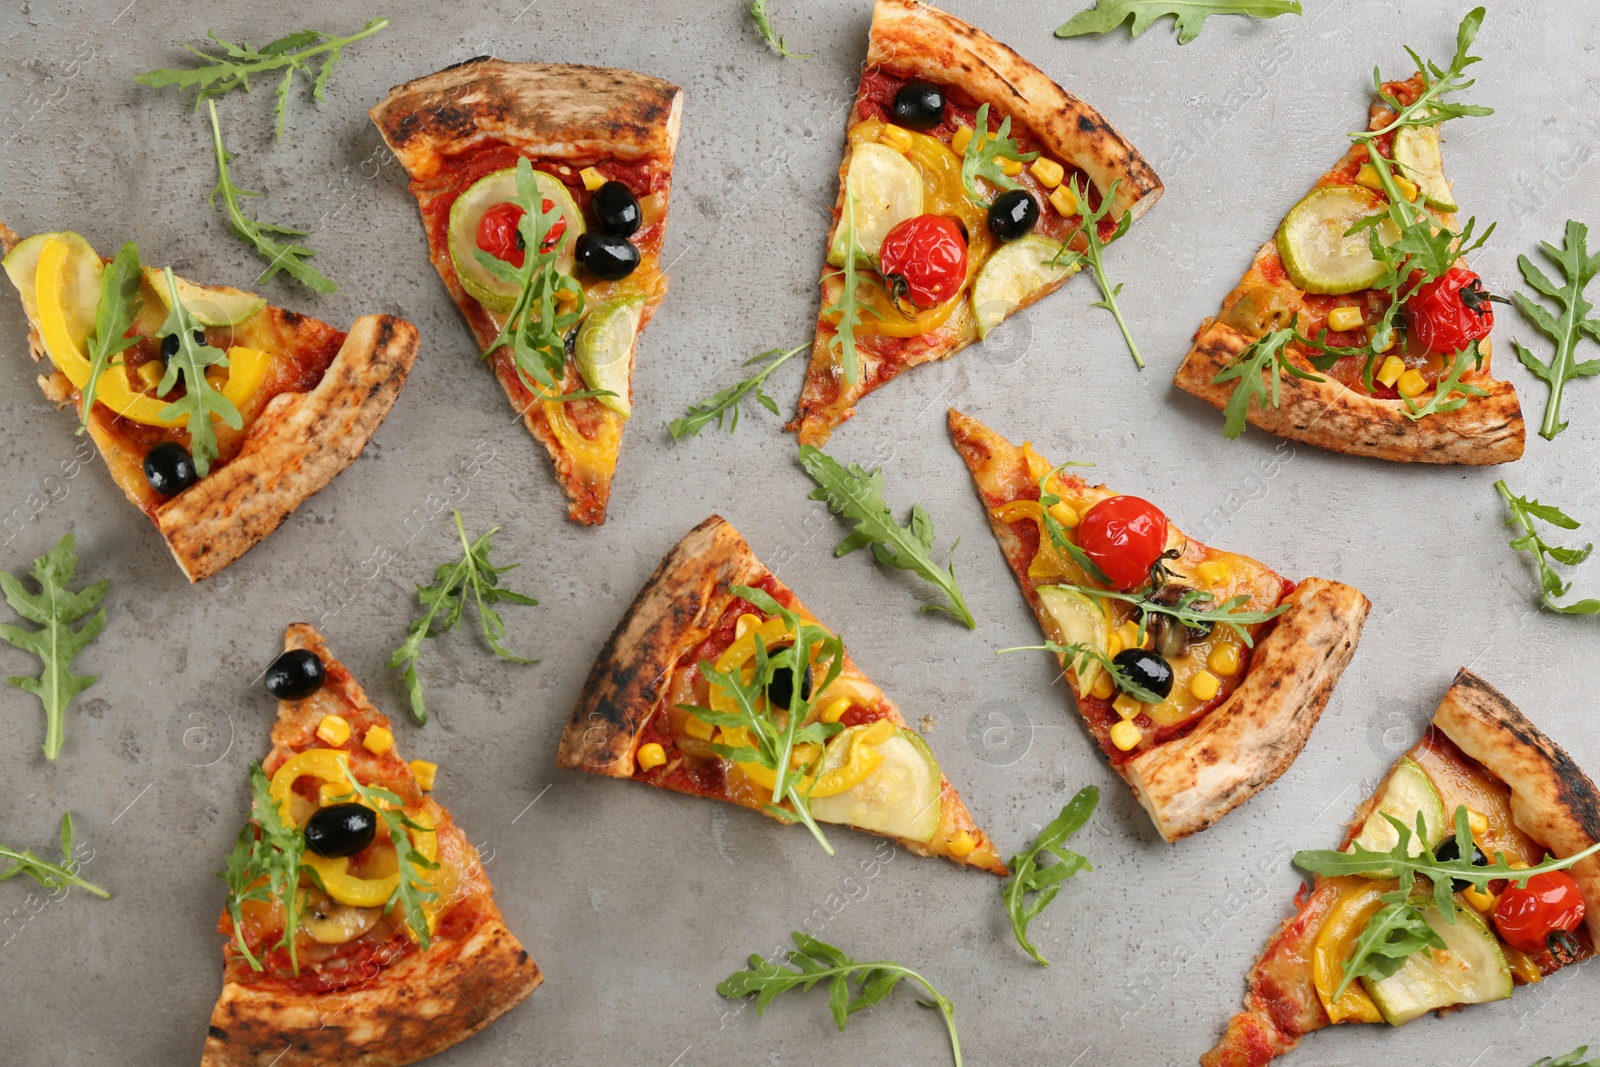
left=891, top=81, right=945, bottom=129
left=986, top=189, right=1039, bottom=243
left=265, top=648, right=326, bottom=700
left=304, top=802, right=378, bottom=858
left=1434, top=836, right=1489, bottom=892
left=575, top=232, right=640, bottom=281
left=1113, top=648, right=1174, bottom=701
left=592, top=181, right=642, bottom=237
left=159, top=328, right=209, bottom=360
left=766, top=663, right=813, bottom=710
left=143, top=441, right=198, bottom=496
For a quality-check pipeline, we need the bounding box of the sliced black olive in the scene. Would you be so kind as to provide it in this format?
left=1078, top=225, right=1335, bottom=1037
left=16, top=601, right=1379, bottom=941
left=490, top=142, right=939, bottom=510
left=304, top=802, right=378, bottom=858
left=265, top=648, right=326, bottom=700
left=1112, top=648, right=1174, bottom=701
left=766, top=663, right=813, bottom=710
left=575, top=232, right=640, bottom=281
left=143, top=441, right=198, bottom=496
left=592, top=181, right=642, bottom=237
left=159, top=328, right=209, bottom=360
left=986, top=189, right=1039, bottom=243
left=1433, top=836, right=1489, bottom=892
left=891, top=81, right=945, bottom=129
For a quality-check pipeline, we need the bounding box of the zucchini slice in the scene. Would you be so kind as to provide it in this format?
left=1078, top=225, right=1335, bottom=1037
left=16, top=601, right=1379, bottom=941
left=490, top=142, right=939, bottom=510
left=1394, top=126, right=1458, bottom=213
left=1362, top=902, right=1512, bottom=1025
left=1276, top=186, right=1397, bottom=295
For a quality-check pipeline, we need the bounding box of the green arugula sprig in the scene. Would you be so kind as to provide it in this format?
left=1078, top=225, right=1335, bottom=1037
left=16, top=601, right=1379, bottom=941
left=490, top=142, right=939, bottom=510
left=207, top=100, right=336, bottom=293
left=678, top=584, right=845, bottom=853
left=749, top=0, right=810, bottom=59
left=798, top=445, right=975, bottom=629
left=997, top=642, right=1165, bottom=704
left=1533, top=1049, right=1600, bottom=1067
left=1211, top=325, right=1322, bottom=438
left=1001, top=786, right=1097, bottom=966
left=136, top=18, right=388, bottom=140
left=822, top=191, right=876, bottom=387
left=718, top=931, right=962, bottom=1067
left=1327, top=889, right=1446, bottom=1001
left=0, top=533, right=108, bottom=760
left=1044, top=582, right=1288, bottom=647
left=389, top=511, right=538, bottom=725
left=1402, top=339, right=1487, bottom=419
left=1055, top=0, right=1302, bottom=44
left=958, top=103, right=1037, bottom=207
left=155, top=267, right=243, bottom=476
left=1, top=813, right=108, bottom=900
left=331, top=760, right=440, bottom=949
left=220, top=763, right=307, bottom=973
left=1494, top=479, right=1598, bottom=615
left=669, top=343, right=806, bottom=439
left=79, top=243, right=143, bottom=430
left=1033, top=462, right=1114, bottom=585
left=1051, top=178, right=1141, bottom=367
left=1511, top=220, right=1600, bottom=440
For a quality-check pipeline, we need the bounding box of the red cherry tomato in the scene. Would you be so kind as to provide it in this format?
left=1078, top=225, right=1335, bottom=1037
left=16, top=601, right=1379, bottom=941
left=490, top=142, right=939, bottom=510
left=1076, top=496, right=1169, bottom=591
left=1492, top=870, right=1586, bottom=956
left=476, top=200, right=568, bottom=269
left=1403, top=266, right=1496, bottom=355
left=878, top=214, right=968, bottom=309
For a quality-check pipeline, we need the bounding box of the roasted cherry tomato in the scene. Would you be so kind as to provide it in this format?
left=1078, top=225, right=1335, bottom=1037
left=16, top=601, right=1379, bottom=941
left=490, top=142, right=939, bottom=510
left=1403, top=266, right=1497, bottom=355
left=1492, top=870, right=1586, bottom=956
left=878, top=213, right=968, bottom=309
left=476, top=200, right=567, bottom=269
left=1077, top=495, right=1169, bottom=591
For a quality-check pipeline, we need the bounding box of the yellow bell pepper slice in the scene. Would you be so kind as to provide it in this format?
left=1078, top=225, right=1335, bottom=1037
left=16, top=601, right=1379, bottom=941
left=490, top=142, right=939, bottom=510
left=543, top=398, right=622, bottom=482
left=1312, top=879, right=1394, bottom=1024
left=810, top=721, right=894, bottom=798
left=269, top=748, right=355, bottom=824
left=304, top=852, right=399, bottom=908
left=221, top=346, right=272, bottom=410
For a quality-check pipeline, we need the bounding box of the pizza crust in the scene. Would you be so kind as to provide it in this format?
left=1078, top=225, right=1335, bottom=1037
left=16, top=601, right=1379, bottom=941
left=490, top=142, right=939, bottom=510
left=556, top=514, right=1007, bottom=875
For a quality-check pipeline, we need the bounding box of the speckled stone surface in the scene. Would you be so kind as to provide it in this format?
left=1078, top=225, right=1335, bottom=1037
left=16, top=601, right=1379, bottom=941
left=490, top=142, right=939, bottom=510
left=1, top=1, right=1597, bottom=1064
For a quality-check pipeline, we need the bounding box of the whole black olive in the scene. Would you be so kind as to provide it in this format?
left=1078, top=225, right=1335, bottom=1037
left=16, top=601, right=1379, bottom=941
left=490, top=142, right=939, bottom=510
left=304, top=802, right=378, bottom=858
left=986, top=189, right=1039, bottom=243
left=766, top=663, right=813, bottom=710
left=892, top=81, right=945, bottom=129
left=159, top=328, right=209, bottom=360
left=143, top=441, right=198, bottom=496
left=575, top=232, right=640, bottom=281
left=265, top=648, right=326, bottom=700
left=1113, top=648, right=1174, bottom=701
left=1433, top=835, right=1489, bottom=892
left=592, top=181, right=642, bottom=237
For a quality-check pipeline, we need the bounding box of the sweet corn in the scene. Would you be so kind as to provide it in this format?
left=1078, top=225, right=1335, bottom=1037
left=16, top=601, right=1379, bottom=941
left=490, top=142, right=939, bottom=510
left=1047, top=501, right=1079, bottom=529
left=1462, top=884, right=1498, bottom=912
left=1090, top=671, right=1115, bottom=700
left=1355, top=163, right=1383, bottom=192
left=315, top=714, right=351, bottom=747
left=637, top=742, right=667, bottom=771
left=362, top=726, right=394, bottom=756
left=1369, top=326, right=1396, bottom=355
left=1190, top=670, right=1221, bottom=702
left=1110, top=719, right=1142, bottom=751
left=1030, top=157, right=1065, bottom=189
left=948, top=830, right=977, bottom=857
left=1195, top=560, right=1230, bottom=585
left=1394, top=174, right=1420, bottom=202
left=1113, top=693, right=1142, bottom=720
left=580, top=166, right=606, bottom=191
left=819, top=697, right=852, bottom=724
left=951, top=126, right=974, bottom=155
left=1327, top=306, right=1364, bottom=332
left=409, top=759, right=438, bottom=791
left=999, top=156, right=1024, bottom=177
left=318, top=781, right=347, bottom=805
left=682, top=715, right=714, bottom=741
left=1106, top=633, right=1124, bottom=658
left=1376, top=354, right=1407, bottom=388
left=1396, top=368, right=1429, bottom=398
left=1509, top=860, right=1531, bottom=871
left=1467, top=808, right=1490, bottom=837
left=1048, top=183, right=1079, bottom=218
left=1208, top=642, right=1242, bottom=676
left=878, top=124, right=914, bottom=153
left=136, top=361, right=163, bottom=390
left=1116, top=621, right=1143, bottom=650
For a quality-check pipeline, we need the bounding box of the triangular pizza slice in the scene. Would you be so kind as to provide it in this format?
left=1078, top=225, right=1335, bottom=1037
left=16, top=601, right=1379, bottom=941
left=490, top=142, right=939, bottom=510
left=1, top=224, right=416, bottom=580
left=1204, top=670, right=1600, bottom=1066
left=556, top=514, right=1005, bottom=874
left=790, top=0, right=1162, bottom=445
left=371, top=59, right=682, bottom=525
left=204, top=624, right=539, bottom=1067
left=1171, top=13, right=1524, bottom=464
left=949, top=409, right=1369, bottom=841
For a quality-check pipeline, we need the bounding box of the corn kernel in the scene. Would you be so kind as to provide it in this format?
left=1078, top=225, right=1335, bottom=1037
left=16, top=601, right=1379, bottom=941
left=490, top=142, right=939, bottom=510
left=1397, top=368, right=1428, bottom=398
left=136, top=361, right=163, bottom=390
left=948, top=830, right=977, bottom=857
left=1047, top=501, right=1078, bottom=529
left=1113, top=693, right=1143, bottom=720
left=1462, top=884, right=1498, bottom=912
left=1048, top=183, right=1079, bottom=218
left=579, top=166, right=606, bottom=192
left=1376, top=354, right=1407, bottom=388
left=637, top=742, right=667, bottom=771
left=999, top=156, right=1024, bottom=177
left=1467, top=808, right=1490, bottom=837
left=362, top=726, right=394, bottom=756
left=315, top=714, right=351, bottom=747
left=318, top=781, right=348, bottom=804
left=1190, top=670, right=1221, bottom=702
left=1116, top=621, right=1142, bottom=650
left=682, top=715, right=714, bottom=741
left=951, top=126, right=974, bottom=155
left=1369, top=326, right=1396, bottom=354
left=819, top=697, right=852, bottom=724
left=1106, top=633, right=1123, bottom=658
left=1327, top=306, right=1364, bottom=332
left=1355, top=163, right=1383, bottom=192
left=1089, top=671, right=1115, bottom=700
left=1509, top=860, right=1531, bottom=871
left=1394, top=175, right=1420, bottom=202
left=1208, top=642, right=1242, bottom=676
left=1030, top=157, right=1065, bottom=189
left=877, top=124, right=914, bottom=153
left=409, top=759, right=438, bottom=791
left=1110, top=719, right=1142, bottom=751
left=1195, top=560, right=1230, bottom=586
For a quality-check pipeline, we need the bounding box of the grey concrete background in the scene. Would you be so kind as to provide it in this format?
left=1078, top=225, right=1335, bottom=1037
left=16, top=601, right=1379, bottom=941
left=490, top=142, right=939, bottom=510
left=1, top=0, right=1597, bottom=1064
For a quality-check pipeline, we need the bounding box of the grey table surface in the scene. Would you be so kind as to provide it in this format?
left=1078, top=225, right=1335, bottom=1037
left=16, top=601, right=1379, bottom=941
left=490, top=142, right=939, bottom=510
left=1, top=1, right=1598, bottom=1064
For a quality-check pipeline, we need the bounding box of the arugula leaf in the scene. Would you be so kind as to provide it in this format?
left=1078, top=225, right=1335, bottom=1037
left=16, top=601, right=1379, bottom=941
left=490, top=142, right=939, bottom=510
left=207, top=100, right=336, bottom=293
left=669, top=343, right=805, bottom=439
left=332, top=760, right=440, bottom=949
left=79, top=243, right=142, bottom=431
left=136, top=18, right=387, bottom=140
left=996, top=642, right=1165, bottom=704
left=1402, top=339, right=1488, bottom=419
left=219, top=763, right=308, bottom=973
left=749, top=0, right=810, bottom=59
left=1030, top=462, right=1115, bottom=586
left=153, top=267, right=243, bottom=476
left=389, top=511, right=538, bottom=725
left=0, top=533, right=108, bottom=760
left=1054, top=0, right=1302, bottom=44
left=1047, top=582, right=1288, bottom=648
left=1494, top=479, right=1599, bottom=615
left=958, top=103, right=1037, bottom=206
left=1532, top=1050, right=1600, bottom=1067
left=798, top=445, right=975, bottom=629
left=1510, top=220, right=1600, bottom=440
left=821, top=190, right=875, bottom=387
left=0, top=813, right=108, bottom=899
left=1329, top=896, right=1445, bottom=1002
left=1210, top=324, right=1322, bottom=438
left=1001, top=786, right=1097, bottom=966
left=718, top=931, right=963, bottom=1067
left=1051, top=178, right=1142, bottom=367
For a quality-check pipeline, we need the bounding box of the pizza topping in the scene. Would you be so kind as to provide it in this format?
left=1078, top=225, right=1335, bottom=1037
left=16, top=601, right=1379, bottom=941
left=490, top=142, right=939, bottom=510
left=1492, top=871, right=1587, bottom=957
left=1432, top=835, right=1490, bottom=892
left=1403, top=266, right=1498, bottom=355
left=808, top=724, right=942, bottom=842
left=890, top=80, right=945, bottom=129
left=1392, top=124, right=1456, bottom=212
left=298, top=885, right=382, bottom=946
left=449, top=164, right=585, bottom=312
left=986, top=188, right=1040, bottom=243
left=304, top=803, right=379, bottom=859
left=1360, top=900, right=1512, bottom=1025
left=827, top=142, right=925, bottom=267
left=1112, top=648, right=1173, bottom=701
left=1034, top=586, right=1111, bottom=695
left=265, top=648, right=326, bottom=700
left=970, top=233, right=1080, bottom=338
left=1077, top=495, right=1169, bottom=591
left=574, top=231, right=641, bottom=281
left=143, top=441, right=199, bottom=496
left=592, top=180, right=643, bottom=237
left=1276, top=186, right=1398, bottom=296
left=878, top=214, right=968, bottom=308
left=144, top=266, right=266, bottom=327
left=573, top=295, right=644, bottom=416
left=956, top=103, right=1038, bottom=208
left=1343, top=757, right=1447, bottom=866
